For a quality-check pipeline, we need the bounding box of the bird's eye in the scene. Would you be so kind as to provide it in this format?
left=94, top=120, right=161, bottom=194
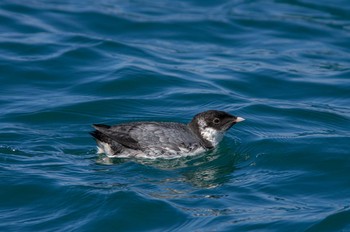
left=213, top=118, right=220, bottom=124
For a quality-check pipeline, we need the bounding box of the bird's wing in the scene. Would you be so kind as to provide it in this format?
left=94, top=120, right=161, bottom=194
left=127, top=122, right=200, bottom=151
left=92, top=124, right=141, bottom=150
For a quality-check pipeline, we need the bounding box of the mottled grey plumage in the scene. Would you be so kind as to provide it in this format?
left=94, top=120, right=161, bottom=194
left=90, top=110, right=244, bottom=159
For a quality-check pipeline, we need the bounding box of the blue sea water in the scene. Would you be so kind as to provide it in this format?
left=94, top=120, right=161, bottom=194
left=1, top=0, right=350, bottom=231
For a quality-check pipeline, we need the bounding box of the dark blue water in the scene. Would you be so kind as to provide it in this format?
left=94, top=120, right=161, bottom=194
left=1, top=0, right=350, bottom=231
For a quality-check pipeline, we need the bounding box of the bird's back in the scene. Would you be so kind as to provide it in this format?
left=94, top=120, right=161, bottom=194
left=92, top=121, right=204, bottom=157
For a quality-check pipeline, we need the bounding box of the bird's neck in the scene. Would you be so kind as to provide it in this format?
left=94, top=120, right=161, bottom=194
left=199, top=127, right=223, bottom=147
left=188, top=119, right=214, bottom=149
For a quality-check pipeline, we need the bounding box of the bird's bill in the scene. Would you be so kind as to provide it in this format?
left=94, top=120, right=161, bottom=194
left=235, top=117, right=245, bottom=123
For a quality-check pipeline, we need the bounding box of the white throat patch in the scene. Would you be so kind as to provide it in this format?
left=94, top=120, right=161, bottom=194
left=197, top=119, right=223, bottom=147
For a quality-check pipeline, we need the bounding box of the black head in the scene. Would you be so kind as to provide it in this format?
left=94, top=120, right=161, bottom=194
left=191, top=110, right=244, bottom=132
left=187, top=110, right=245, bottom=149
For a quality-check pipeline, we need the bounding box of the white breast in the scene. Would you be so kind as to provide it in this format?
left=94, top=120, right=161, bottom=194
left=200, top=127, right=223, bottom=147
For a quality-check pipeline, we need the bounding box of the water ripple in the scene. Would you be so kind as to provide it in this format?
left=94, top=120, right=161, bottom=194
left=1, top=0, right=350, bottom=231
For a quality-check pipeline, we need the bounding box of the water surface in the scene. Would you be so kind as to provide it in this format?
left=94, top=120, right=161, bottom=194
left=1, top=0, right=350, bottom=231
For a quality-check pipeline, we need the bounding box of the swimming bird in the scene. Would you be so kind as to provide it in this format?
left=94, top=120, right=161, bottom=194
left=90, top=110, right=244, bottom=159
